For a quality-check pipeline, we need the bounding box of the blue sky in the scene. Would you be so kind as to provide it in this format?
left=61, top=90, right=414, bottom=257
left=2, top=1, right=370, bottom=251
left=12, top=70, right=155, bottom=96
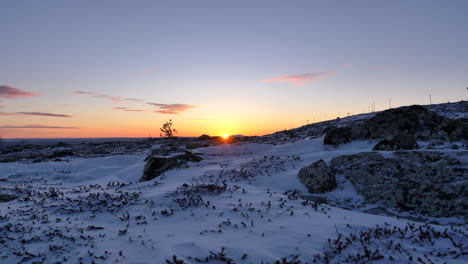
left=1, top=0, right=467, bottom=138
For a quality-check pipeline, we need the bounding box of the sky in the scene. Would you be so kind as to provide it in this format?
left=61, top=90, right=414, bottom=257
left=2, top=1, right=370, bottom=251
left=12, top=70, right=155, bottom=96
left=1, top=0, right=468, bottom=138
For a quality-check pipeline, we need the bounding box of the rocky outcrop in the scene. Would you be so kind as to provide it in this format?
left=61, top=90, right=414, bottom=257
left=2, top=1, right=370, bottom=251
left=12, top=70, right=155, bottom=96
left=330, top=151, right=467, bottom=217
left=198, top=134, right=211, bottom=141
left=324, top=105, right=468, bottom=145
left=372, top=135, right=419, bottom=151
left=140, top=151, right=203, bottom=182
left=298, top=160, right=337, bottom=193
left=0, top=193, right=18, bottom=203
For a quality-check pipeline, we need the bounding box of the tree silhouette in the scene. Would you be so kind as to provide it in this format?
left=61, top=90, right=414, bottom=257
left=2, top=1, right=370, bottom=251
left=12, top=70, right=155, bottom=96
left=160, top=119, right=178, bottom=138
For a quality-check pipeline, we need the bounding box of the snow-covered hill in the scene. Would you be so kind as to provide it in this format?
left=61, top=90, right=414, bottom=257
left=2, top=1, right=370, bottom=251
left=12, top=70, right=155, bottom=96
left=0, top=102, right=466, bottom=263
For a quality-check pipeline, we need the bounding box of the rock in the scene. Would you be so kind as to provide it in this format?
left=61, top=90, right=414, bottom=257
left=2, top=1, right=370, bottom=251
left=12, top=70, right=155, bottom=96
left=298, top=160, right=337, bottom=193
left=323, top=127, right=352, bottom=145
left=140, top=151, right=203, bottom=182
left=452, top=144, right=460, bottom=149
left=0, top=193, right=18, bottom=203
left=177, top=151, right=203, bottom=163
left=198, top=134, right=211, bottom=141
left=373, top=135, right=419, bottom=151
left=330, top=151, right=468, bottom=217
left=52, top=149, right=75, bottom=158
left=324, top=105, right=468, bottom=145
left=186, top=141, right=210, bottom=150
left=302, top=194, right=328, bottom=204
left=363, top=206, right=396, bottom=217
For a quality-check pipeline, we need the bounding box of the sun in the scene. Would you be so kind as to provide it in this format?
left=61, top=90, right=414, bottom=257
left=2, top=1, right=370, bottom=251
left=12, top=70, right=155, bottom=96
left=222, top=134, right=229, bottom=139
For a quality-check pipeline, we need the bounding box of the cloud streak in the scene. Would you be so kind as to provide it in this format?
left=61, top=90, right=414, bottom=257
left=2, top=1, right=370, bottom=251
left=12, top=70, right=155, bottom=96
left=17, top=112, right=73, bottom=118
left=0, top=125, right=80, bottom=129
left=261, top=71, right=337, bottom=86
left=0, top=85, right=39, bottom=99
left=73, top=91, right=143, bottom=102
left=147, top=103, right=198, bottom=114
left=112, top=103, right=198, bottom=114
left=0, top=112, right=72, bottom=117
left=76, top=91, right=197, bottom=114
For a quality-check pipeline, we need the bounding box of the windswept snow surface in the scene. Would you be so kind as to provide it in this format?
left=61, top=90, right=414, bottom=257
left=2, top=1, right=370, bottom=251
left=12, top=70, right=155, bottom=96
left=0, top=138, right=466, bottom=263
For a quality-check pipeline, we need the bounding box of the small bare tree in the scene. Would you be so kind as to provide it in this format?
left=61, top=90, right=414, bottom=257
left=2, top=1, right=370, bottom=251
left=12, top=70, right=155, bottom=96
left=160, top=119, right=178, bottom=138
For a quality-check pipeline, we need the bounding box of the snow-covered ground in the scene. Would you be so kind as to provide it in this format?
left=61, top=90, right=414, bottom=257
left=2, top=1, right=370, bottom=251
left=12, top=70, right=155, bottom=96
left=1, top=136, right=466, bottom=263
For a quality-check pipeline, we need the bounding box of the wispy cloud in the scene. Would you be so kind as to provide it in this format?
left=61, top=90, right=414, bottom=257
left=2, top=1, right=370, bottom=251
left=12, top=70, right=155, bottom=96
left=0, top=85, right=39, bottom=99
left=73, top=91, right=145, bottom=103
left=261, top=71, right=337, bottom=86
left=124, top=109, right=146, bottom=112
left=75, top=91, right=197, bottom=114
left=0, top=125, right=80, bottom=129
left=0, top=112, right=72, bottom=117
left=112, top=107, right=148, bottom=112
left=147, top=103, right=198, bottom=114
left=17, top=112, right=73, bottom=118
left=124, top=98, right=144, bottom=102
left=73, top=91, right=122, bottom=102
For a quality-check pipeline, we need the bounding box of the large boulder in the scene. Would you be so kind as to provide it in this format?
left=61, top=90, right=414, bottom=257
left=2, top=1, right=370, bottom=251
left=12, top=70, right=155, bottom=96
left=372, top=134, right=419, bottom=151
left=324, top=105, right=468, bottom=145
left=298, top=160, right=337, bottom=193
left=323, top=127, right=353, bottom=145
left=198, top=134, right=211, bottom=141
left=140, top=151, right=202, bottom=182
left=0, top=193, right=18, bottom=203
left=330, top=151, right=467, bottom=217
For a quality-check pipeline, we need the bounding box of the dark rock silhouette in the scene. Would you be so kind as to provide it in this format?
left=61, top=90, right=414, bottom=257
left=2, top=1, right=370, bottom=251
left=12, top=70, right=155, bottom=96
left=373, top=135, right=419, bottom=151
left=324, top=105, right=468, bottom=145
left=140, top=151, right=203, bottom=182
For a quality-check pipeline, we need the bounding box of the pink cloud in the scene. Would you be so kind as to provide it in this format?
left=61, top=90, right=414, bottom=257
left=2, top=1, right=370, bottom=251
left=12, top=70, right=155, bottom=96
left=124, top=109, right=146, bottom=112
left=154, top=110, right=180, bottom=114
left=76, top=92, right=198, bottom=115
left=261, top=71, right=337, bottom=86
left=147, top=103, right=198, bottom=114
left=0, top=85, right=39, bottom=99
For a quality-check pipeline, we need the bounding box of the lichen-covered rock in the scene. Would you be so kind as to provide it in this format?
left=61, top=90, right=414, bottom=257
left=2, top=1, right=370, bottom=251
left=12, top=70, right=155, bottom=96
left=324, top=105, right=468, bottom=145
left=323, top=127, right=353, bottom=145
left=140, top=151, right=203, bottom=182
left=0, top=193, right=18, bottom=203
left=330, top=151, right=468, bottom=217
left=298, top=160, right=337, bottom=193
left=373, top=135, right=419, bottom=151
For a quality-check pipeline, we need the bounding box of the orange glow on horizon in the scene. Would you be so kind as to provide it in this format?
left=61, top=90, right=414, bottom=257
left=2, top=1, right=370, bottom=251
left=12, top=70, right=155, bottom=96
left=222, top=134, right=229, bottom=139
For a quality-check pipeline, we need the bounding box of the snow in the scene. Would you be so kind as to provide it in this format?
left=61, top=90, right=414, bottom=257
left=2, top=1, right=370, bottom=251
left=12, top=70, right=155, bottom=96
left=0, top=138, right=466, bottom=263
left=0, top=130, right=467, bottom=262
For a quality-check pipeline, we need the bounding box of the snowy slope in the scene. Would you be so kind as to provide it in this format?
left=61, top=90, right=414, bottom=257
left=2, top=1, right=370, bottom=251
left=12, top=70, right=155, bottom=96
left=1, top=136, right=466, bottom=263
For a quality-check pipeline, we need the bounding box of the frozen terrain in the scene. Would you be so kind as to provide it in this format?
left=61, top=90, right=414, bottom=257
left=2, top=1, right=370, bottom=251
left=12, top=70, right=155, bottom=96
left=0, top=102, right=466, bottom=264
